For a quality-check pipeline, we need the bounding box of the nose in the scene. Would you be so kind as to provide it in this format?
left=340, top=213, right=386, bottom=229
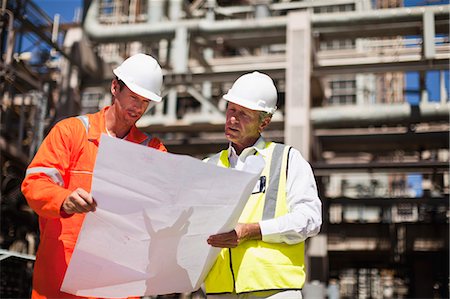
left=229, top=115, right=238, bottom=124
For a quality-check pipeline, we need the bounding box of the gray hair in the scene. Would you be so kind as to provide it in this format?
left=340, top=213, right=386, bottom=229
left=259, top=111, right=272, bottom=123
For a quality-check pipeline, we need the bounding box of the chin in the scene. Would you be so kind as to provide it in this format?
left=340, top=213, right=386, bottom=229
left=225, top=135, right=238, bottom=143
left=225, top=132, right=234, bottom=139
left=128, top=114, right=141, bottom=122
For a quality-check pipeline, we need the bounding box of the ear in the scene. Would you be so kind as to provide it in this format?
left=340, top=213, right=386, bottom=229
left=259, top=115, right=272, bottom=132
left=111, top=79, right=120, bottom=96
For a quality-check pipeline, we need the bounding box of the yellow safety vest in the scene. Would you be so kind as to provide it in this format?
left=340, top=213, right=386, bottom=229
left=204, top=142, right=305, bottom=294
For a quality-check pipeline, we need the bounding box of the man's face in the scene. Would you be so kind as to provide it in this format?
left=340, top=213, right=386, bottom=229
left=225, top=102, right=268, bottom=149
left=111, top=79, right=151, bottom=126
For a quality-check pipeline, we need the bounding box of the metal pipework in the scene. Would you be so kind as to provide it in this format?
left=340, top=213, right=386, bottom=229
left=311, top=102, right=450, bottom=129
left=0, top=5, right=14, bottom=66
left=84, top=1, right=449, bottom=43
left=84, top=0, right=287, bottom=42
left=311, top=4, right=449, bottom=26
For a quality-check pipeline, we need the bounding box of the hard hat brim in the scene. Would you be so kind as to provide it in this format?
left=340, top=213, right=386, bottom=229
left=113, top=68, right=162, bottom=102
left=223, top=94, right=276, bottom=114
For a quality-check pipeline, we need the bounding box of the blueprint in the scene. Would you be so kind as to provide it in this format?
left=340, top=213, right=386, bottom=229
left=61, top=135, right=263, bottom=297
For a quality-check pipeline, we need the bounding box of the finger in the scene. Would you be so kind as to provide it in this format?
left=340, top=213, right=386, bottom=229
left=209, top=231, right=237, bottom=243
left=207, top=234, right=238, bottom=247
left=209, top=230, right=237, bottom=239
left=207, top=240, right=238, bottom=248
left=62, top=196, right=77, bottom=214
left=76, top=203, right=92, bottom=213
left=208, top=236, right=231, bottom=244
left=74, top=189, right=96, bottom=212
left=63, top=202, right=75, bottom=214
left=71, top=201, right=90, bottom=213
left=76, top=188, right=97, bottom=210
left=66, top=200, right=84, bottom=214
left=65, top=194, right=92, bottom=214
left=73, top=204, right=87, bottom=214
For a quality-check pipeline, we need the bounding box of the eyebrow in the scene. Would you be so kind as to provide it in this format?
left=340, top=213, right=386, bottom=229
left=131, top=94, right=149, bottom=102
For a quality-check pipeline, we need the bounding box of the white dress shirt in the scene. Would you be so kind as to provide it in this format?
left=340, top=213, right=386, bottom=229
left=227, top=137, right=322, bottom=244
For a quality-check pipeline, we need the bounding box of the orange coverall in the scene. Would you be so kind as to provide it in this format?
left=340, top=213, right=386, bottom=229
left=22, top=106, right=167, bottom=299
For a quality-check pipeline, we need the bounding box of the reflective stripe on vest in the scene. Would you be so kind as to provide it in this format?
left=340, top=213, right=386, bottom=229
left=25, top=167, right=64, bottom=186
left=205, top=142, right=305, bottom=294
left=206, top=143, right=286, bottom=221
left=263, top=143, right=284, bottom=220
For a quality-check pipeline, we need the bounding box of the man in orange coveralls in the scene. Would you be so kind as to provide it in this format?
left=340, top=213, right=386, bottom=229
left=21, top=53, right=167, bottom=299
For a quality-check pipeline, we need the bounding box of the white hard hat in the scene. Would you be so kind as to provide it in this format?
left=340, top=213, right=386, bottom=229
left=223, top=71, right=277, bottom=114
left=113, top=53, right=163, bottom=102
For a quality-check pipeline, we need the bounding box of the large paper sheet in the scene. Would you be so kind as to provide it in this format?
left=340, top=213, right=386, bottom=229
left=61, top=135, right=263, bottom=298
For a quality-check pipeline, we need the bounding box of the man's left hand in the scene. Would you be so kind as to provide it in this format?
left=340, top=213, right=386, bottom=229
left=207, top=223, right=261, bottom=248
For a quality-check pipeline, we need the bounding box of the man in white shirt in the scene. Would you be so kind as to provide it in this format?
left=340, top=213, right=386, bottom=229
left=204, top=71, right=322, bottom=299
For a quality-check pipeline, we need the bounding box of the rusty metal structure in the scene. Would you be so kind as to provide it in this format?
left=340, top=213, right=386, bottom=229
left=1, top=0, right=449, bottom=298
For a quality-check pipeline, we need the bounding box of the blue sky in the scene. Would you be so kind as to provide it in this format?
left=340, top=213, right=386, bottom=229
left=403, top=0, right=450, bottom=103
left=34, top=0, right=82, bottom=23
left=21, top=1, right=81, bottom=64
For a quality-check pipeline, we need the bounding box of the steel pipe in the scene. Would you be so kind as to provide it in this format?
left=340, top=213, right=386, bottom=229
left=84, top=0, right=449, bottom=43
left=311, top=102, right=450, bottom=128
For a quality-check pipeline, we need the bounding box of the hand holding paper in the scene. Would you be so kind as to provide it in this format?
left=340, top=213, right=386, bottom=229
left=61, top=135, right=264, bottom=297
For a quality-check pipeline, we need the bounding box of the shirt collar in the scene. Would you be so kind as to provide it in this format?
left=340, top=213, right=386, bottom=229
left=228, top=136, right=266, bottom=160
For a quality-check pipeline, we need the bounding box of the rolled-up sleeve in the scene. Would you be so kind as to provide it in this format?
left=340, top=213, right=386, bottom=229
left=259, top=148, right=322, bottom=244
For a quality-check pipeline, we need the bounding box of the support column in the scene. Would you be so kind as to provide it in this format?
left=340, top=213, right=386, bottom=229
left=286, top=11, right=327, bottom=287
left=423, top=10, right=436, bottom=60
left=167, top=88, right=178, bottom=122
left=169, top=0, right=183, bottom=21
left=148, top=0, right=164, bottom=23
left=254, top=0, right=270, bottom=55
left=440, top=71, right=448, bottom=103
left=169, top=0, right=189, bottom=74
left=201, top=0, right=215, bottom=114
left=171, top=26, right=189, bottom=73
left=285, top=11, right=311, bottom=159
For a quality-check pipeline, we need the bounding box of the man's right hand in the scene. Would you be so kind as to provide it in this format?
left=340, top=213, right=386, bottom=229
left=61, top=188, right=97, bottom=214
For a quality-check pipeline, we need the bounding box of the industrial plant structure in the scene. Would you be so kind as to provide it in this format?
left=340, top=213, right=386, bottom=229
left=1, top=0, right=449, bottom=298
